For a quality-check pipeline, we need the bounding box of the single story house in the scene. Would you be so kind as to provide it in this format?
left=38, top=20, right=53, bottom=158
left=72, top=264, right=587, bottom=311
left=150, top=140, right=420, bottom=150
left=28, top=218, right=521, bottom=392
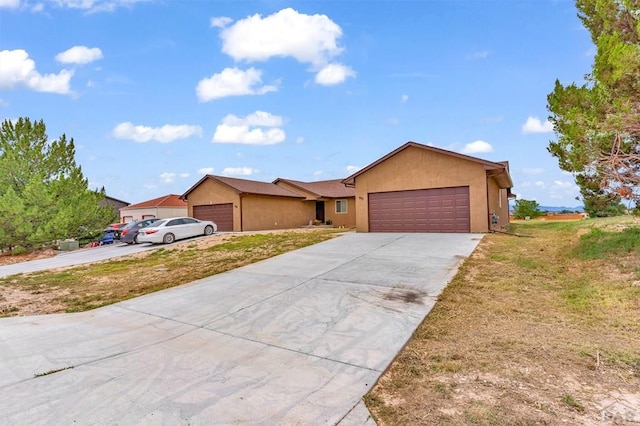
left=119, top=194, right=187, bottom=223
left=342, top=141, right=514, bottom=233
left=181, top=175, right=356, bottom=232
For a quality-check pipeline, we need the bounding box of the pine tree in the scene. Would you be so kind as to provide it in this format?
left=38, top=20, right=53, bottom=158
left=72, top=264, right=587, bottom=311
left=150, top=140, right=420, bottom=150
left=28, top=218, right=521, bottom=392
left=0, top=118, right=115, bottom=252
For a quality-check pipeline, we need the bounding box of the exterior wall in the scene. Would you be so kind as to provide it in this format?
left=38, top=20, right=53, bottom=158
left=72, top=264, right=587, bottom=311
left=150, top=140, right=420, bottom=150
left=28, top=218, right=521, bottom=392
left=241, top=195, right=314, bottom=231
left=323, top=197, right=356, bottom=228
left=353, top=146, right=490, bottom=233
left=120, top=207, right=187, bottom=222
left=486, top=177, right=510, bottom=230
left=186, top=179, right=242, bottom=231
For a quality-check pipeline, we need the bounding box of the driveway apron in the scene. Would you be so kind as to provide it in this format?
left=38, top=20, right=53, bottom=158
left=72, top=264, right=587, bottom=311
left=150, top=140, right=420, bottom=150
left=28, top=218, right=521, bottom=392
left=0, top=232, right=482, bottom=425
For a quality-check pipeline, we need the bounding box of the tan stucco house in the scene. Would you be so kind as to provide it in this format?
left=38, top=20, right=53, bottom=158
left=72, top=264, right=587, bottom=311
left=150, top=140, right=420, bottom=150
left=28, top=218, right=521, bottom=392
left=342, top=141, right=513, bottom=233
left=119, top=194, right=187, bottom=223
left=181, top=175, right=356, bottom=232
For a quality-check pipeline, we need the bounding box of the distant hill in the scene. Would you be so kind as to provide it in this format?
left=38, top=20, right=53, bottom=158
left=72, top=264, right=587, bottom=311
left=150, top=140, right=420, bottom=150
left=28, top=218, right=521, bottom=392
left=509, top=205, right=584, bottom=213
left=539, top=205, right=584, bottom=212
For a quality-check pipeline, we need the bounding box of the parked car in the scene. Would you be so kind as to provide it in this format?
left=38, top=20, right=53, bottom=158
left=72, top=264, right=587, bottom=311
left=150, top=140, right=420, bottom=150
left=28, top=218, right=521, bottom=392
left=120, top=218, right=161, bottom=244
left=137, top=217, right=217, bottom=244
left=104, top=222, right=128, bottom=240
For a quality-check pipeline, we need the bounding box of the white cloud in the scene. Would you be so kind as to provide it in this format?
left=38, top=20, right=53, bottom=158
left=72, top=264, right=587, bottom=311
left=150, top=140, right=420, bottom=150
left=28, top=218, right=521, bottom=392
left=401, top=94, right=408, bottom=103
left=160, top=172, right=176, bottom=183
left=112, top=122, right=202, bottom=143
left=223, top=110, right=284, bottom=127
left=0, top=49, right=74, bottom=94
left=295, top=136, right=304, bottom=144
left=535, top=181, right=546, bottom=188
left=313, top=170, right=323, bottom=177
left=51, top=0, right=147, bottom=13
left=522, top=167, right=545, bottom=175
left=460, top=140, right=493, bottom=154
left=346, top=165, right=361, bottom=174
left=56, top=46, right=103, bottom=64
left=315, top=63, right=355, bottom=85
left=212, top=111, right=286, bottom=145
left=522, top=116, right=553, bottom=134
left=220, top=8, right=344, bottom=67
left=470, top=50, right=489, bottom=59
left=0, top=98, right=9, bottom=107
left=0, top=0, right=20, bottom=8
left=210, top=16, right=232, bottom=28
left=179, top=172, right=189, bottom=178
left=31, top=2, right=43, bottom=12
left=196, top=67, right=277, bottom=102
left=223, top=166, right=258, bottom=176
left=198, top=167, right=214, bottom=175
left=552, top=180, right=575, bottom=189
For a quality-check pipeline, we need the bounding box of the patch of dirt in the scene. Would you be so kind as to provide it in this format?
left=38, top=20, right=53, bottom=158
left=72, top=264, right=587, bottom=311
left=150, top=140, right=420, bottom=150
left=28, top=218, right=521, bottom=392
left=0, top=247, right=58, bottom=266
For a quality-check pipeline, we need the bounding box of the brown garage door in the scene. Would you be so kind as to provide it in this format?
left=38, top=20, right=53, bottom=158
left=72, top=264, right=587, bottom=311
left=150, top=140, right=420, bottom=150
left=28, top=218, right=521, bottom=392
left=193, top=203, right=233, bottom=231
left=369, top=186, right=470, bottom=233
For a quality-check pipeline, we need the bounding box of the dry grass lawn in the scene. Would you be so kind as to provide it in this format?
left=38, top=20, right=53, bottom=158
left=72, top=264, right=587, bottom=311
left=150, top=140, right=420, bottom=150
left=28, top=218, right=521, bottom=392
left=0, top=228, right=343, bottom=316
left=366, top=217, right=640, bottom=425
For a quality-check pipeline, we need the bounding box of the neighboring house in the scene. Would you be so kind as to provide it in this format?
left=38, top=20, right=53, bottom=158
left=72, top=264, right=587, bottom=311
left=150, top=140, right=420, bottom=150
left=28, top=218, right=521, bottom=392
left=181, top=175, right=356, bottom=232
left=342, top=141, right=514, bottom=233
left=119, top=194, right=187, bottom=223
left=100, top=196, right=130, bottom=220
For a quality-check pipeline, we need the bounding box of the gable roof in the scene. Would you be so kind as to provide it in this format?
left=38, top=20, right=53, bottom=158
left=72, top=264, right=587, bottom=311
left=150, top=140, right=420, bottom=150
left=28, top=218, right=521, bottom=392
left=121, top=194, right=187, bottom=210
left=181, top=175, right=305, bottom=200
left=103, top=195, right=130, bottom=206
left=342, top=141, right=513, bottom=188
left=273, top=178, right=355, bottom=198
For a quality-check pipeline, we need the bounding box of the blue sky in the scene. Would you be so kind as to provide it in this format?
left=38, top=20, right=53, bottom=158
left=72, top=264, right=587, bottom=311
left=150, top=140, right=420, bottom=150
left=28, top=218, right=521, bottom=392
left=1, top=0, right=592, bottom=207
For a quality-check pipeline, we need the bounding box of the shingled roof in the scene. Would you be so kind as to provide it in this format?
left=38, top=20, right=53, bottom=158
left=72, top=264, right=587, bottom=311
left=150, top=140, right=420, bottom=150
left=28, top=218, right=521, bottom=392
left=273, top=178, right=355, bottom=198
left=121, top=194, right=187, bottom=210
left=182, top=175, right=305, bottom=199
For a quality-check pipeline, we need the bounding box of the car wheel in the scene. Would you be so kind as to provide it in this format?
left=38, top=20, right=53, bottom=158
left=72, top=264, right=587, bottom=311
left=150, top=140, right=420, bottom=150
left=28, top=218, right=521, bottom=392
left=134, top=234, right=139, bottom=244
left=163, top=233, right=175, bottom=244
left=204, top=225, right=214, bottom=236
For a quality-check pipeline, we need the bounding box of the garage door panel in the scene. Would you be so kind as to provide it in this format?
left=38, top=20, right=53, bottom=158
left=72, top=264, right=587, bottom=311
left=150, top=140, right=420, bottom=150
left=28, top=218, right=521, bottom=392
left=369, top=187, right=470, bottom=233
left=193, top=203, right=233, bottom=232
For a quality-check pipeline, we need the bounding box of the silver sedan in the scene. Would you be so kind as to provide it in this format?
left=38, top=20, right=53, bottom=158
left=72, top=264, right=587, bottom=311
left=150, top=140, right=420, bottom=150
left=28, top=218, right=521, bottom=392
left=137, top=217, right=217, bottom=244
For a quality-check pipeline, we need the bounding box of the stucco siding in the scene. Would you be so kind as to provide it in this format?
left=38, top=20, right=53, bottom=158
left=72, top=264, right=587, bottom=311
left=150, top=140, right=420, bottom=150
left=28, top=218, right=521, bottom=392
left=186, top=179, right=242, bottom=231
left=353, top=146, right=490, bottom=232
left=241, top=196, right=314, bottom=231
left=324, top=198, right=356, bottom=228
left=486, top=177, right=510, bottom=230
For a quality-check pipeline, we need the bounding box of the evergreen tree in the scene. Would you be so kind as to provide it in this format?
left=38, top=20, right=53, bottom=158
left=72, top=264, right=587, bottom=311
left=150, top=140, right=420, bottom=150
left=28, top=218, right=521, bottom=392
left=547, top=0, right=640, bottom=205
left=0, top=118, right=115, bottom=252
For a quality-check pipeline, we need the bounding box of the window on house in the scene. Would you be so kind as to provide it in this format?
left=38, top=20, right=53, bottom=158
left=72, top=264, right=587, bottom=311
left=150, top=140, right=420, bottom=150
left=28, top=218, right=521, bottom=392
left=142, top=215, right=156, bottom=219
left=335, top=199, right=348, bottom=214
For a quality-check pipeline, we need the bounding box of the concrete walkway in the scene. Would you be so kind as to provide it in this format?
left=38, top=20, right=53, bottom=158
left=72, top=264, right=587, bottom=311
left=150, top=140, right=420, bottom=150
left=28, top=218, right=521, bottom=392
left=0, top=232, right=482, bottom=425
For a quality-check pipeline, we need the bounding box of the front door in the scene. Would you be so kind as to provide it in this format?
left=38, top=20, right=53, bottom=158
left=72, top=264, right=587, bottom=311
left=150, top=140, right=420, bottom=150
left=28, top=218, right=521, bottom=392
left=315, top=201, right=325, bottom=223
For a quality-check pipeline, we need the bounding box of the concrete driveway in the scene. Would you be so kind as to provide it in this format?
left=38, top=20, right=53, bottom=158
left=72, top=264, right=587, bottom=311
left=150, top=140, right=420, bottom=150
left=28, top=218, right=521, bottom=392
left=0, top=232, right=482, bottom=425
left=0, top=242, right=161, bottom=279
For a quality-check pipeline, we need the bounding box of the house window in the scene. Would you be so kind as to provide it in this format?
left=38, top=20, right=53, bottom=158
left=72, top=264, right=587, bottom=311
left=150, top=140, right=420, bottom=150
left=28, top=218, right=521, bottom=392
left=335, top=199, right=348, bottom=214
left=142, top=215, right=156, bottom=219
left=123, top=216, right=133, bottom=223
